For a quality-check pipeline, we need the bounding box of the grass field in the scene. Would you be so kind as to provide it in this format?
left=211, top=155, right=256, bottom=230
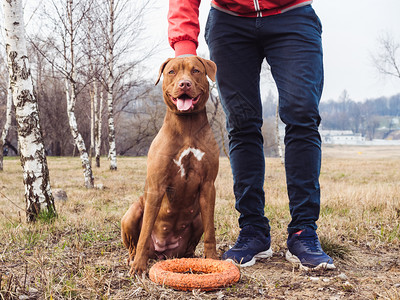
left=0, top=145, right=400, bottom=299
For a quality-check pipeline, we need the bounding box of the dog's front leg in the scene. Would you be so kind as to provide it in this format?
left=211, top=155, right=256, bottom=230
left=199, top=181, right=218, bottom=259
left=130, top=189, right=164, bottom=275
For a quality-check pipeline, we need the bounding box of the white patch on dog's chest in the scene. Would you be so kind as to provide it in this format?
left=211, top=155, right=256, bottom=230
left=173, top=147, right=205, bottom=177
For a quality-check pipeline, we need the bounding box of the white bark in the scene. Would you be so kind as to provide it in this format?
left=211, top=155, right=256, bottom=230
left=107, top=83, right=117, bottom=170
left=275, top=102, right=284, bottom=164
left=88, top=38, right=95, bottom=165
left=2, top=0, right=56, bottom=221
left=106, top=0, right=117, bottom=170
left=65, top=0, right=94, bottom=188
left=0, top=87, right=13, bottom=171
left=90, top=81, right=95, bottom=164
left=65, top=79, right=94, bottom=188
left=94, top=80, right=102, bottom=168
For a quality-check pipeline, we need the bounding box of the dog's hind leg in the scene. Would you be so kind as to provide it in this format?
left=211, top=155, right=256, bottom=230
left=121, top=199, right=143, bottom=265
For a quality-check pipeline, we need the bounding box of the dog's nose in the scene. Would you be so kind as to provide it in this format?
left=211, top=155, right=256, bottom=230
left=178, top=80, right=192, bottom=90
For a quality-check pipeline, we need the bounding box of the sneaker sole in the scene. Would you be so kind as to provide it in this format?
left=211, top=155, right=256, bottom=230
left=285, top=250, right=336, bottom=271
left=225, top=247, right=273, bottom=268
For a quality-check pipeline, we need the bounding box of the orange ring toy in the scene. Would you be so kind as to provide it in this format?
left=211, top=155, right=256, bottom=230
left=149, top=258, right=240, bottom=291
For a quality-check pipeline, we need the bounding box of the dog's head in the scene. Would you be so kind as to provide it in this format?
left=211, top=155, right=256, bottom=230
left=155, top=56, right=217, bottom=113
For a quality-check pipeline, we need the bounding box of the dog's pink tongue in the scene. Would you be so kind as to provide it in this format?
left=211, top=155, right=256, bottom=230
left=177, top=99, right=193, bottom=111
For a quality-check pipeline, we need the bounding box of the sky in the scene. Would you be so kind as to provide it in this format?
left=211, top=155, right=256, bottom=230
left=144, top=0, right=400, bottom=103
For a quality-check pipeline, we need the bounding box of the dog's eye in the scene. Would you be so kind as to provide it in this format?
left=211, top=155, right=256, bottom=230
left=168, top=70, right=175, bottom=75
left=192, top=68, right=200, bottom=74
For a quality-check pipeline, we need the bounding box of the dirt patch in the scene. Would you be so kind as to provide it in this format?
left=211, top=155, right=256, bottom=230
left=2, top=238, right=399, bottom=299
left=235, top=244, right=400, bottom=300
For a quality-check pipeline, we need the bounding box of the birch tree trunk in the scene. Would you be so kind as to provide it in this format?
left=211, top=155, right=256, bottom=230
left=65, top=79, right=94, bottom=188
left=94, top=80, right=102, bottom=168
left=2, top=0, right=56, bottom=221
left=65, top=0, right=94, bottom=188
left=88, top=38, right=95, bottom=165
left=275, top=102, right=284, bottom=164
left=0, top=87, right=12, bottom=171
left=106, top=0, right=117, bottom=170
left=89, top=84, right=95, bottom=165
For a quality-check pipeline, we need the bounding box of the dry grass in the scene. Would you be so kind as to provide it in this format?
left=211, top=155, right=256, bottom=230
left=0, top=145, right=400, bottom=299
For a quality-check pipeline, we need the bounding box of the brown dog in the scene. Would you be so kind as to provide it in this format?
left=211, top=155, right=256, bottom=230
left=121, top=56, right=219, bottom=275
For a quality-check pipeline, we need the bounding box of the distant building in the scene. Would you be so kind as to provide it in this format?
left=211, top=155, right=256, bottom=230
left=319, top=129, right=400, bottom=145
left=276, top=124, right=400, bottom=146
left=319, top=130, right=365, bottom=145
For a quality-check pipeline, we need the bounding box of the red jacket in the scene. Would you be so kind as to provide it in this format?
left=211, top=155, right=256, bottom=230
left=168, top=0, right=313, bottom=57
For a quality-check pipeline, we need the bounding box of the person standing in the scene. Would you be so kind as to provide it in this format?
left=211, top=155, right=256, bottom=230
left=168, top=0, right=335, bottom=270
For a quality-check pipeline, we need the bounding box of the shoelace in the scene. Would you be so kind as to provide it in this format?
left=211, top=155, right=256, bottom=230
left=234, top=235, right=252, bottom=248
left=298, top=234, right=322, bottom=253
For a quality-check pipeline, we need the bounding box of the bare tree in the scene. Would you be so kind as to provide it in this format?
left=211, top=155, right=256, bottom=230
left=116, top=84, right=164, bottom=156
left=25, top=0, right=156, bottom=165
left=366, top=116, right=381, bottom=140
left=373, top=33, right=400, bottom=80
left=2, top=0, right=56, bottom=221
left=275, top=102, right=284, bottom=163
left=64, top=0, right=94, bottom=187
left=86, top=37, right=97, bottom=165
left=83, top=6, right=105, bottom=167
left=105, top=0, right=117, bottom=170
left=95, top=82, right=104, bottom=166
left=0, top=88, right=12, bottom=171
left=35, top=0, right=95, bottom=187
left=29, top=39, right=73, bottom=156
left=96, top=0, right=155, bottom=166
left=208, top=83, right=229, bottom=157
left=0, top=49, right=11, bottom=170
left=88, top=40, right=95, bottom=164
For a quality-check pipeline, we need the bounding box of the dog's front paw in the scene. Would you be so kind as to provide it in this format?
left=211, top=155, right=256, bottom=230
left=129, top=257, right=147, bottom=276
left=204, top=249, right=219, bottom=260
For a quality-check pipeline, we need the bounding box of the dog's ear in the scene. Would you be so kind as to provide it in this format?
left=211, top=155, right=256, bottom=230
left=155, top=58, right=173, bottom=85
left=196, top=57, right=217, bottom=82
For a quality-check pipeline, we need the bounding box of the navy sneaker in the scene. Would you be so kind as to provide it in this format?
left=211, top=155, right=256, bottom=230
left=286, top=228, right=335, bottom=270
left=222, top=225, right=273, bottom=267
